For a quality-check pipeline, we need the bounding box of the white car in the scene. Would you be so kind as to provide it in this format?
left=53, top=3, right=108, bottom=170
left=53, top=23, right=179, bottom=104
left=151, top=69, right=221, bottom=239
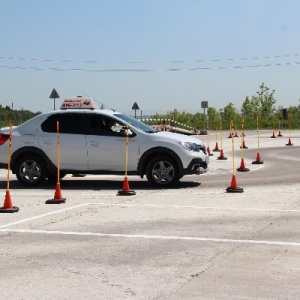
left=0, top=97, right=209, bottom=187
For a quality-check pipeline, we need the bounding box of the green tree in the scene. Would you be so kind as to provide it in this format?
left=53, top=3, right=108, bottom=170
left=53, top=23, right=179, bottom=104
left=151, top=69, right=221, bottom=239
left=241, top=83, right=277, bottom=128
left=255, top=82, right=276, bottom=118
left=241, top=96, right=255, bottom=117
left=207, top=107, right=218, bottom=130
left=221, top=102, right=238, bottom=129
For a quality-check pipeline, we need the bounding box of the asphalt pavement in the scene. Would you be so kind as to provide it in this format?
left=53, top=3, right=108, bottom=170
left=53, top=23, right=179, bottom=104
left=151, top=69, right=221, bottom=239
left=0, top=130, right=300, bottom=299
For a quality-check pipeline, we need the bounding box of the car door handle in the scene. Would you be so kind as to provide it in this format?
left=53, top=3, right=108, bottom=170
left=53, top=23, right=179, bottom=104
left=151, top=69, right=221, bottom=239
left=90, top=141, right=99, bottom=147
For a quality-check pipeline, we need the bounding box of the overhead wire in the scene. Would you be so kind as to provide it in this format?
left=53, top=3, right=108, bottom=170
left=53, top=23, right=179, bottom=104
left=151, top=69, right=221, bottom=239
left=0, top=53, right=299, bottom=64
left=0, top=53, right=299, bottom=72
left=0, top=62, right=299, bottom=72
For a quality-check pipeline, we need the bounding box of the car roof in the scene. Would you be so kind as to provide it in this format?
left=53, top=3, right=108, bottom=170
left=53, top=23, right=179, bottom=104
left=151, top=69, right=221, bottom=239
left=43, top=108, right=121, bottom=117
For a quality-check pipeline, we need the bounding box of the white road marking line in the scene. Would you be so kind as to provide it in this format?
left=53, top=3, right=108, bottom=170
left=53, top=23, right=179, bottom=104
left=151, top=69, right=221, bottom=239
left=1, top=228, right=299, bottom=247
left=89, top=202, right=300, bottom=213
left=1, top=202, right=298, bottom=231
left=1, top=201, right=298, bottom=236
left=0, top=203, right=88, bottom=229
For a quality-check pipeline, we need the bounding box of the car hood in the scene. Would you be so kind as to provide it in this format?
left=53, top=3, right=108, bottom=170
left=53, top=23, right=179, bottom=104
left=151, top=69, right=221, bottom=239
left=154, top=131, right=204, bottom=144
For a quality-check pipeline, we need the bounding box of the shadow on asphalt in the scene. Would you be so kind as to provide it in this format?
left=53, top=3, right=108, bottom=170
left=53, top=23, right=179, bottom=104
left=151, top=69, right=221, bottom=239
left=0, top=178, right=201, bottom=191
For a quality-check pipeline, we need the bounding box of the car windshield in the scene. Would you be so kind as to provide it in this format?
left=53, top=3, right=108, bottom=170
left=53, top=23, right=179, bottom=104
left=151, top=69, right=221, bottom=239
left=114, top=113, right=157, bottom=133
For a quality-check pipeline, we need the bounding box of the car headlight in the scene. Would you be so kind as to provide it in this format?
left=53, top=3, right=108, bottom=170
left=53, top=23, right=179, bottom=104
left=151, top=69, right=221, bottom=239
left=180, top=142, right=207, bottom=153
left=180, top=142, right=199, bottom=152
left=198, top=143, right=207, bottom=154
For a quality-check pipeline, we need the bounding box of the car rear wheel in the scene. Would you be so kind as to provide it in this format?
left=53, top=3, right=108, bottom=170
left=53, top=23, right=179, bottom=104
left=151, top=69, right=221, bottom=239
left=15, top=156, right=47, bottom=186
left=146, top=155, right=179, bottom=187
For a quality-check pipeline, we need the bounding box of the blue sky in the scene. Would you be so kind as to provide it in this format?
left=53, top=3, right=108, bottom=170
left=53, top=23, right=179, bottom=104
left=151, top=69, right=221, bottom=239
left=1, top=0, right=300, bottom=114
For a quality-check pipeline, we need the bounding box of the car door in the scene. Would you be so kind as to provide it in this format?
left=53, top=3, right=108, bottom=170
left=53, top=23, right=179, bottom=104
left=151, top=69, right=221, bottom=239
left=39, top=112, right=88, bottom=170
left=85, top=114, right=140, bottom=171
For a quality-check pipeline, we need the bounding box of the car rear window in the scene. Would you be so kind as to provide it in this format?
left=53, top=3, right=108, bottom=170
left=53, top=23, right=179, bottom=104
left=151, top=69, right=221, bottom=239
left=41, top=113, right=84, bottom=134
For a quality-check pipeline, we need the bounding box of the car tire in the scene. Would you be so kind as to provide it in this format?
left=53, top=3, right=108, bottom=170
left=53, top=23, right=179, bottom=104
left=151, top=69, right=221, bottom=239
left=146, top=155, right=179, bottom=187
left=15, top=155, right=47, bottom=186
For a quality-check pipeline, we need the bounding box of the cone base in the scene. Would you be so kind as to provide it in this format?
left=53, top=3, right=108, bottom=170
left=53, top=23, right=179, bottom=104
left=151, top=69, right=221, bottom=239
left=209, top=153, right=214, bottom=156
left=226, top=187, right=244, bottom=193
left=0, top=206, right=19, bottom=213
left=45, top=198, right=66, bottom=204
left=252, top=160, right=264, bottom=164
left=217, top=157, right=228, bottom=160
left=286, top=144, right=293, bottom=146
left=117, top=190, right=136, bottom=196
left=277, top=134, right=283, bottom=137
left=236, top=167, right=250, bottom=172
left=240, top=146, right=248, bottom=149
left=212, top=149, right=220, bottom=152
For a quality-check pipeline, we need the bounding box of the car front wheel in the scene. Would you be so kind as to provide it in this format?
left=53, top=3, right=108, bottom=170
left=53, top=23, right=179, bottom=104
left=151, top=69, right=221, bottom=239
left=15, top=156, right=47, bottom=186
left=146, top=156, right=179, bottom=187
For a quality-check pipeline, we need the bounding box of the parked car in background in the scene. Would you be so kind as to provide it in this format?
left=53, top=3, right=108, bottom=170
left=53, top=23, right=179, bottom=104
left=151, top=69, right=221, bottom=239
left=0, top=96, right=209, bottom=187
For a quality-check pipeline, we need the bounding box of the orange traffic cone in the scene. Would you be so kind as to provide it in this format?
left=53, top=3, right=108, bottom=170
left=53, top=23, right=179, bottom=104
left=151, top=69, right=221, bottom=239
left=226, top=175, right=244, bottom=193
left=236, top=158, right=250, bottom=172
left=207, top=146, right=213, bottom=156
left=217, top=149, right=227, bottom=160
left=46, top=183, right=66, bottom=204
left=252, top=152, right=264, bottom=164
left=213, top=142, right=220, bottom=152
left=117, top=176, right=136, bottom=196
left=286, top=138, right=293, bottom=146
left=0, top=190, right=19, bottom=213
left=270, top=131, right=276, bottom=138
left=277, top=130, right=282, bottom=137
left=240, top=140, right=248, bottom=149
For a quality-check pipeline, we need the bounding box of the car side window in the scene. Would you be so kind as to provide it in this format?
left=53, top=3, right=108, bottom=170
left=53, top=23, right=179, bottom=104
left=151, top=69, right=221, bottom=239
left=87, top=115, right=124, bottom=136
left=41, top=113, right=84, bottom=134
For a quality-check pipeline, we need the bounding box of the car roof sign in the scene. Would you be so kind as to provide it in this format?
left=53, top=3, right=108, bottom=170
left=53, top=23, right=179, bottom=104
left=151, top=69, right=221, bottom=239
left=60, top=96, right=97, bottom=110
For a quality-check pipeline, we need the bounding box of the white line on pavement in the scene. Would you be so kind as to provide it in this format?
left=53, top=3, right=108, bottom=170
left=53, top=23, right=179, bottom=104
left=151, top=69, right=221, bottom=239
left=89, top=202, right=300, bottom=212
left=0, top=203, right=89, bottom=229
left=1, top=202, right=298, bottom=230
left=1, top=228, right=300, bottom=247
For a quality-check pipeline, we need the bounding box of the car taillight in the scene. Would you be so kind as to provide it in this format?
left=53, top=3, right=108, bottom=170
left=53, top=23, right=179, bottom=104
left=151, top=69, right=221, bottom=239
left=0, top=134, right=10, bottom=145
